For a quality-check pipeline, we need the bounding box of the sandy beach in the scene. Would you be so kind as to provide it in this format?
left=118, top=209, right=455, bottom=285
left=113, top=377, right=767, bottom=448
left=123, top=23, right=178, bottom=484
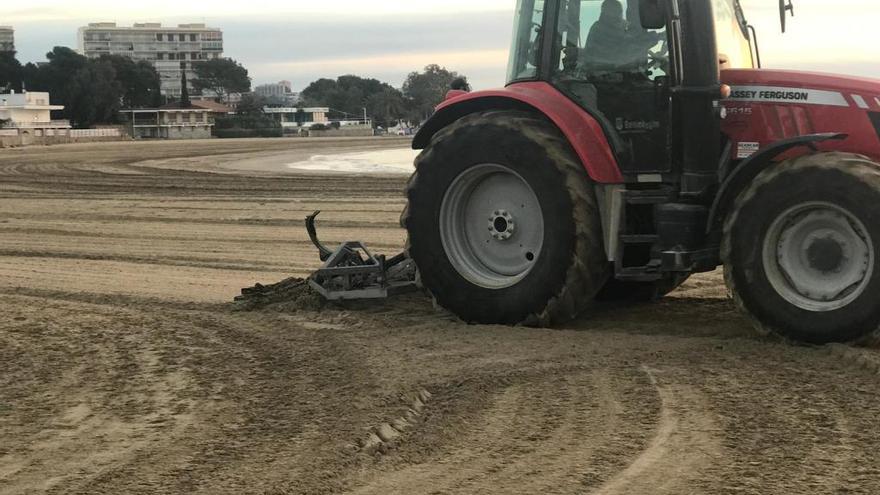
left=1, top=137, right=878, bottom=495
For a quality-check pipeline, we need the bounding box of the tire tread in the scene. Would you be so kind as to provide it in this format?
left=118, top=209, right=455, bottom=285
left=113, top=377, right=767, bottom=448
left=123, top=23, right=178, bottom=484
left=722, top=151, right=880, bottom=344
left=402, top=111, right=609, bottom=326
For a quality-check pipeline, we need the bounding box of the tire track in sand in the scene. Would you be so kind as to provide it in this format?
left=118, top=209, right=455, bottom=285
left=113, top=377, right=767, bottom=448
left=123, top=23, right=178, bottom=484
left=592, top=366, right=723, bottom=495
left=347, top=367, right=659, bottom=495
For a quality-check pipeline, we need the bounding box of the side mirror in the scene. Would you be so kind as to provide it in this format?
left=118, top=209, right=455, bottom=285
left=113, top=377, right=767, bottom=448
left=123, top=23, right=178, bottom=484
left=639, top=0, right=667, bottom=30
left=779, top=0, right=794, bottom=33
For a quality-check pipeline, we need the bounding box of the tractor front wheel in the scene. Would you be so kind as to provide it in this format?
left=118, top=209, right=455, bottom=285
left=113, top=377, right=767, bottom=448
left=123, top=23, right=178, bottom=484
left=402, top=111, right=609, bottom=326
left=723, top=152, right=880, bottom=344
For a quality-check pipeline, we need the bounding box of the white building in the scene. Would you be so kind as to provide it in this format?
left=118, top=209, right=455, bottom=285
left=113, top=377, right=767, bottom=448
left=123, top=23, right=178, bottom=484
left=77, top=22, right=223, bottom=98
left=0, top=91, right=69, bottom=131
left=263, top=107, right=329, bottom=133
left=0, top=26, right=13, bottom=52
left=0, top=91, right=71, bottom=145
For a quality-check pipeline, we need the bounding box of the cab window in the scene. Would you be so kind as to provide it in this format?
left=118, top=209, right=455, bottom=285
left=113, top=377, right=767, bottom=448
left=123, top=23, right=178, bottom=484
left=508, top=0, right=546, bottom=81
left=713, top=0, right=754, bottom=69
left=555, top=1, right=668, bottom=77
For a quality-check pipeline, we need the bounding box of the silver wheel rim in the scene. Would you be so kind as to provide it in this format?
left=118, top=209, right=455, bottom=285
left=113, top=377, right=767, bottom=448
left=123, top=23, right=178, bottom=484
left=440, top=164, right=544, bottom=289
left=762, top=201, right=874, bottom=312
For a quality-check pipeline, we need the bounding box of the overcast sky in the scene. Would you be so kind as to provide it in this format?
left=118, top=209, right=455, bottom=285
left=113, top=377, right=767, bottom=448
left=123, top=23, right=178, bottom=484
left=3, top=0, right=879, bottom=91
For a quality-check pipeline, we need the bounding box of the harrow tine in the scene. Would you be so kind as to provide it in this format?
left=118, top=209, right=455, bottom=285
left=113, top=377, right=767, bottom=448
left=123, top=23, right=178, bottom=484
left=305, top=210, right=335, bottom=261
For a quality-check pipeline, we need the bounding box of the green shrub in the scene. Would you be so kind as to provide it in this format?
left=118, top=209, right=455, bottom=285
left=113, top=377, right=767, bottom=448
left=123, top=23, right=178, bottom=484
left=213, top=114, right=282, bottom=138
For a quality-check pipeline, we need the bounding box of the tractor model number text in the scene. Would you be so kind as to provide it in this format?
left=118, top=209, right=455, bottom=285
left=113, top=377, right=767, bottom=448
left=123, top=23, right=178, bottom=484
left=724, top=106, right=754, bottom=116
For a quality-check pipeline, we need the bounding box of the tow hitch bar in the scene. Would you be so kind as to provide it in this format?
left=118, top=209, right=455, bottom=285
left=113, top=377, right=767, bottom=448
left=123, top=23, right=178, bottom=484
left=305, top=211, right=418, bottom=300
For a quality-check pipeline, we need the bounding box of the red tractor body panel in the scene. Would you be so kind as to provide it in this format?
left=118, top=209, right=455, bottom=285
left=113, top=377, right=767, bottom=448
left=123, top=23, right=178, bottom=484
left=427, top=71, right=880, bottom=184
left=434, top=81, right=624, bottom=183
left=722, top=69, right=880, bottom=162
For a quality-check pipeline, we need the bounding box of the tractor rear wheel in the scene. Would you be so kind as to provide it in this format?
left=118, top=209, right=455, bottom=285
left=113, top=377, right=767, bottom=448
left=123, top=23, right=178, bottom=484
left=402, top=111, right=609, bottom=326
left=723, top=152, right=880, bottom=344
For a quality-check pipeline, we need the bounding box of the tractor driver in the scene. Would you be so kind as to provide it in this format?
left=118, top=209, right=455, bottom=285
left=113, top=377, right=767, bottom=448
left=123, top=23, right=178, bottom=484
left=583, top=0, right=665, bottom=74
left=583, top=0, right=630, bottom=70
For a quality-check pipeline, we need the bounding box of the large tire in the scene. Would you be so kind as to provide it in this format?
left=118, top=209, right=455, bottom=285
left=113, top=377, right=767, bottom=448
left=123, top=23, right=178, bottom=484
left=402, top=111, right=610, bottom=326
left=723, top=152, right=880, bottom=344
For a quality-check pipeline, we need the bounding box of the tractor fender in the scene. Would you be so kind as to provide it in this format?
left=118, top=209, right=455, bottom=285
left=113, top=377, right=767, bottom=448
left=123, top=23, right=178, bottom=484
left=707, top=132, right=848, bottom=233
left=413, top=82, right=624, bottom=184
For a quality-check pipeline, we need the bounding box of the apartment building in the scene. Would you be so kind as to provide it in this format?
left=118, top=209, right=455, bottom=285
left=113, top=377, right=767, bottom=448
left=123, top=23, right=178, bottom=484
left=255, top=81, right=292, bottom=98
left=77, top=22, right=223, bottom=98
left=255, top=81, right=299, bottom=105
left=0, top=26, right=14, bottom=52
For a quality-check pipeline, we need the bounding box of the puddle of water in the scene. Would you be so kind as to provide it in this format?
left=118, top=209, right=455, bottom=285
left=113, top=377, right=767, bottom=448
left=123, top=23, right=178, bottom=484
left=287, top=148, right=419, bottom=175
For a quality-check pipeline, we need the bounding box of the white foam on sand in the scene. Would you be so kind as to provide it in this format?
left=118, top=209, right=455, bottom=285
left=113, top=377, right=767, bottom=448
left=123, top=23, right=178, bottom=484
left=287, top=148, right=418, bottom=175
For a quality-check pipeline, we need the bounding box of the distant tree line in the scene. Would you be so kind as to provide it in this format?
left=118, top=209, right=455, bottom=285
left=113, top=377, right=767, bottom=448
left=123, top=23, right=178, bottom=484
left=0, top=47, right=161, bottom=128
left=299, top=64, right=469, bottom=127
left=220, top=63, right=468, bottom=133
left=1, top=46, right=464, bottom=130
left=1, top=47, right=252, bottom=129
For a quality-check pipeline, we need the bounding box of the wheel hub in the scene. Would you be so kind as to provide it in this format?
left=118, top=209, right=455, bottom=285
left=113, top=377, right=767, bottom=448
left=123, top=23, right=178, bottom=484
left=806, top=235, right=845, bottom=273
left=765, top=203, right=874, bottom=311
left=489, top=210, right=516, bottom=241
left=440, top=164, right=544, bottom=289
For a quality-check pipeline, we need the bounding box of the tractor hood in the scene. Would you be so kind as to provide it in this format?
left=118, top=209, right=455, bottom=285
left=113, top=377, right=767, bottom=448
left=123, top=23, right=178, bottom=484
left=722, top=69, right=880, bottom=109
left=720, top=69, right=880, bottom=163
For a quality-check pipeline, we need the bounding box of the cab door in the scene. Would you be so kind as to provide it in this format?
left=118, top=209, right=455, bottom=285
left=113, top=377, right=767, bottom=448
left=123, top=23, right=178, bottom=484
left=549, top=0, right=671, bottom=175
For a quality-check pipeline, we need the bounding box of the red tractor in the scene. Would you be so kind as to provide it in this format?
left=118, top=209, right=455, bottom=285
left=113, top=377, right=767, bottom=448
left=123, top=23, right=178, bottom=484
left=311, top=0, right=880, bottom=344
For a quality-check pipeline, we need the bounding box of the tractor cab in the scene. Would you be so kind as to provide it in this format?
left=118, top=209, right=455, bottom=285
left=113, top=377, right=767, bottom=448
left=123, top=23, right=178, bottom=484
left=508, top=0, right=755, bottom=180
